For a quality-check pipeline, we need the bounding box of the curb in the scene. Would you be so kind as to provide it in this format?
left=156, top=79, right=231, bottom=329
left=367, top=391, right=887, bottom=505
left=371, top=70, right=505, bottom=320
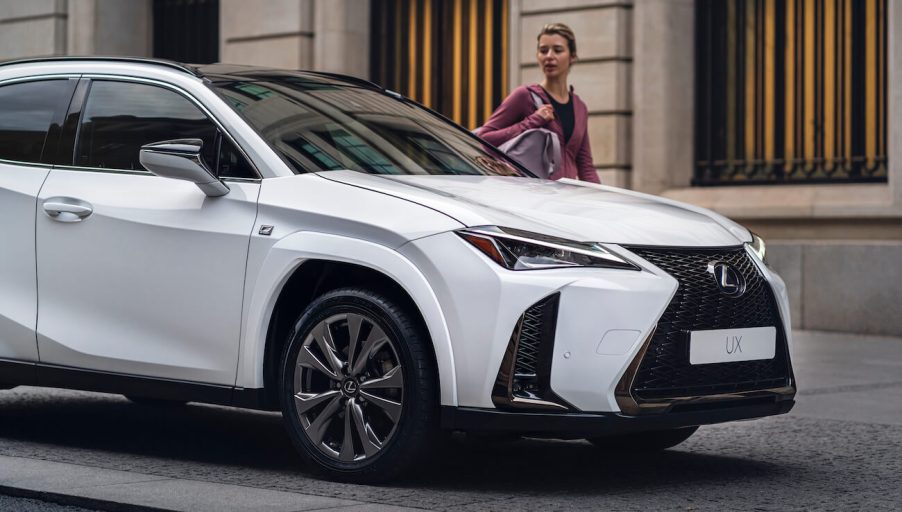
left=0, top=484, right=171, bottom=512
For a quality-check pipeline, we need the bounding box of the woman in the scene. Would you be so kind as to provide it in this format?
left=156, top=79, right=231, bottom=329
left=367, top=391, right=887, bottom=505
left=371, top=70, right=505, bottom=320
left=478, top=23, right=600, bottom=183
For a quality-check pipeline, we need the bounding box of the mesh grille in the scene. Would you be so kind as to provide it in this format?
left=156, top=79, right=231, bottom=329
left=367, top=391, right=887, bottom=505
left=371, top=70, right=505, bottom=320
left=626, top=246, right=791, bottom=400
left=513, top=296, right=555, bottom=377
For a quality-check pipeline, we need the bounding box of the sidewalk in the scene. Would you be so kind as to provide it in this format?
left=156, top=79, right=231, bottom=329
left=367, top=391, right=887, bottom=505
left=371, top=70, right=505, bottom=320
left=789, top=330, right=902, bottom=426
left=0, top=456, right=419, bottom=512
left=0, top=330, right=899, bottom=511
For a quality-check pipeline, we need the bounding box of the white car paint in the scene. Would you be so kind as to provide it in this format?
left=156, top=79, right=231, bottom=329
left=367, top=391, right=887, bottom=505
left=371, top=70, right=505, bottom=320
left=0, top=162, right=47, bottom=361
left=317, top=171, right=747, bottom=247
left=0, top=59, right=793, bottom=422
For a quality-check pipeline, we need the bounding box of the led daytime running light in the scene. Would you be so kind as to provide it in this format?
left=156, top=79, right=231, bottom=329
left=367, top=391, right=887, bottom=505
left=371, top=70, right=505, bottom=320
left=457, top=227, right=639, bottom=271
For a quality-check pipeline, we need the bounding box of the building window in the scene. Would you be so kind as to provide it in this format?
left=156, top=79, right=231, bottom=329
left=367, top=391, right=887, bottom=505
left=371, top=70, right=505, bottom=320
left=370, top=0, right=509, bottom=130
left=695, top=0, right=888, bottom=186
left=153, top=0, right=220, bottom=65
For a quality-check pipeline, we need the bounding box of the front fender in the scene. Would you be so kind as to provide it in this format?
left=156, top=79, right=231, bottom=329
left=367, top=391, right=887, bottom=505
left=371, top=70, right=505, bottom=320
left=237, top=231, right=457, bottom=406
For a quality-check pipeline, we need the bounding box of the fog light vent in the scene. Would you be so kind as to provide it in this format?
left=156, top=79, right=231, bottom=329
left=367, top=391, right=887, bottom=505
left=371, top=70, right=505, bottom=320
left=492, top=293, right=570, bottom=411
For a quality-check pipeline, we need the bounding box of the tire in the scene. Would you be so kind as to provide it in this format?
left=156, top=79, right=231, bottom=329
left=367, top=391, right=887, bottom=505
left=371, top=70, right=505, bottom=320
left=279, top=287, right=438, bottom=483
left=587, top=426, right=698, bottom=452
left=124, top=395, right=188, bottom=407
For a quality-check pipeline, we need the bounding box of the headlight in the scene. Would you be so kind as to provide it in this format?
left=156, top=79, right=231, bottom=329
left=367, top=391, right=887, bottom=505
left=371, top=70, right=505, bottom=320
left=456, top=226, right=639, bottom=271
left=747, top=232, right=767, bottom=263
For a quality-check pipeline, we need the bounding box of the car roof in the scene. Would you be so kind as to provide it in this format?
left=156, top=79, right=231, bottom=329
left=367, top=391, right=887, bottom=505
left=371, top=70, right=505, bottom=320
left=0, top=56, right=383, bottom=90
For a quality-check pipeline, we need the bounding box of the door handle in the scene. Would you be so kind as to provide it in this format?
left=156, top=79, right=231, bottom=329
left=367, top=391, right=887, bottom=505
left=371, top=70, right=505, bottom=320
left=42, top=197, right=94, bottom=222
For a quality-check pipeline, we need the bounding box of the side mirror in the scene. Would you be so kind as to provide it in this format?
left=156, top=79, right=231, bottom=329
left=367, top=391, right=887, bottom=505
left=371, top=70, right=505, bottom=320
left=139, top=139, right=230, bottom=197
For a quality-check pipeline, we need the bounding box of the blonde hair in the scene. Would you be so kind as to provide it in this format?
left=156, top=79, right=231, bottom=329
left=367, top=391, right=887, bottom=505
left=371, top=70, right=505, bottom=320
left=537, top=23, right=577, bottom=58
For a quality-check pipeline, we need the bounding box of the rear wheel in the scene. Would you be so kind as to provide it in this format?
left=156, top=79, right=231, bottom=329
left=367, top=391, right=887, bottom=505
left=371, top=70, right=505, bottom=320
left=279, top=287, right=437, bottom=483
left=587, top=426, right=698, bottom=452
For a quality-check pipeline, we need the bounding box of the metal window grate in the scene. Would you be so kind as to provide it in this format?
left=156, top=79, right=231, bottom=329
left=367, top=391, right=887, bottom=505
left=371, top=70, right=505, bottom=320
left=153, top=0, right=220, bottom=65
left=695, top=0, right=888, bottom=185
left=370, top=0, right=509, bottom=130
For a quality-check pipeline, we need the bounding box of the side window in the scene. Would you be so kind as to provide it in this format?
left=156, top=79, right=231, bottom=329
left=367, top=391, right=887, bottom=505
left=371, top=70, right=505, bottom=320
left=217, top=136, right=257, bottom=179
left=75, top=81, right=218, bottom=171
left=0, top=80, right=75, bottom=164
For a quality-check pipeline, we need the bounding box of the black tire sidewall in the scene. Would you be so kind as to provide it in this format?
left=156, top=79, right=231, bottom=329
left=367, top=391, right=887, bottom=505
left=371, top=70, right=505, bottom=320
left=279, top=287, right=436, bottom=481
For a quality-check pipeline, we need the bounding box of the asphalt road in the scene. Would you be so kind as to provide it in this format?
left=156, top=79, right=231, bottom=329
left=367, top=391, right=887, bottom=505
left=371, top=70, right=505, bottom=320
left=0, top=330, right=900, bottom=511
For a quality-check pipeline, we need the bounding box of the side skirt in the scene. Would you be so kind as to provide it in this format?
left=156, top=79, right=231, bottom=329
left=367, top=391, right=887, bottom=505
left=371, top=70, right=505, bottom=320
left=0, top=358, right=272, bottom=410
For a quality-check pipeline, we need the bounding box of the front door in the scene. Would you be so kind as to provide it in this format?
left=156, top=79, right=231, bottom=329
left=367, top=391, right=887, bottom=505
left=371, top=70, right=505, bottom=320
left=35, top=79, right=259, bottom=385
left=0, top=78, right=76, bottom=365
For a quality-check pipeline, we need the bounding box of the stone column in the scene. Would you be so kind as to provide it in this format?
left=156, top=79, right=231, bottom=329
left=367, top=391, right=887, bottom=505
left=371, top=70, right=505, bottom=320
left=0, top=0, right=67, bottom=59
left=220, top=0, right=315, bottom=69
left=67, top=0, right=152, bottom=57
left=631, top=0, right=694, bottom=195
left=512, top=0, right=633, bottom=187
left=220, top=0, right=369, bottom=73
left=313, top=0, right=369, bottom=78
left=889, top=0, right=902, bottom=205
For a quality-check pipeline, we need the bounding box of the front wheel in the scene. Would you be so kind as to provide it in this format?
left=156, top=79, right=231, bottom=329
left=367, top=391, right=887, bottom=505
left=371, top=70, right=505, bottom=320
left=279, top=287, right=438, bottom=483
left=587, top=426, right=698, bottom=452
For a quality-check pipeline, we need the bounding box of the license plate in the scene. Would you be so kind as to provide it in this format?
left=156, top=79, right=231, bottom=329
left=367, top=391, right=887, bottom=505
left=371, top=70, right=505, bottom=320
left=689, top=327, right=776, bottom=365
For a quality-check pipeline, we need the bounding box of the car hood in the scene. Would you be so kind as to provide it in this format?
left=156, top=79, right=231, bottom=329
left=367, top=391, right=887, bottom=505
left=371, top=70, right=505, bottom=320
left=317, top=171, right=751, bottom=247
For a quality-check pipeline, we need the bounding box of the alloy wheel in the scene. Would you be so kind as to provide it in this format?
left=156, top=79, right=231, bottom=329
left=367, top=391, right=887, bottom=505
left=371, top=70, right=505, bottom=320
left=292, top=312, right=404, bottom=462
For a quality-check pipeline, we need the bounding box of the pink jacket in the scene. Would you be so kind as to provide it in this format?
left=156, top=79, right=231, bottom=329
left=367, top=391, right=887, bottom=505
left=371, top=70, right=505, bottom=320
left=478, top=84, right=600, bottom=183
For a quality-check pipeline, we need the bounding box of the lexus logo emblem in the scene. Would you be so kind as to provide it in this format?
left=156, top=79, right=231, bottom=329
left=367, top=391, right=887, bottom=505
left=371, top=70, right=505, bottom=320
left=342, top=379, right=359, bottom=395
left=707, top=261, right=746, bottom=297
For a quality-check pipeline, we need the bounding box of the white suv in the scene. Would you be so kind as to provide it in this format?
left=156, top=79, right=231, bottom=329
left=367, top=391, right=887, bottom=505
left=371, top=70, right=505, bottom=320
left=0, top=58, right=796, bottom=482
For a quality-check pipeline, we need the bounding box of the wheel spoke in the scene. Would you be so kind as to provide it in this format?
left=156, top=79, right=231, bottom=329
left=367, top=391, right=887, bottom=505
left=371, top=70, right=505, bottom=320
left=298, top=346, right=339, bottom=381
left=304, top=394, right=343, bottom=445
left=346, top=314, right=364, bottom=372
left=350, top=399, right=382, bottom=457
left=350, top=324, right=389, bottom=377
left=293, top=389, right=340, bottom=415
left=359, top=365, right=403, bottom=391
left=359, top=390, right=402, bottom=423
left=338, top=399, right=355, bottom=462
left=314, top=322, right=345, bottom=375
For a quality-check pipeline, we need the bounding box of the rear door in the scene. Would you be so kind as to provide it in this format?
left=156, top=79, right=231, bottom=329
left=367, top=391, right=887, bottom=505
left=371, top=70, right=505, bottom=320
left=0, top=78, right=77, bottom=366
left=35, top=78, right=260, bottom=385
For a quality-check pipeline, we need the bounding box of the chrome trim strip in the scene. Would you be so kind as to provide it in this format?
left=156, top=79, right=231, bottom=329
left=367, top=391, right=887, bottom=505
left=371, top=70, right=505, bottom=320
left=0, top=158, right=53, bottom=169
left=51, top=165, right=151, bottom=176
left=0, top=74, right=81, bottom=87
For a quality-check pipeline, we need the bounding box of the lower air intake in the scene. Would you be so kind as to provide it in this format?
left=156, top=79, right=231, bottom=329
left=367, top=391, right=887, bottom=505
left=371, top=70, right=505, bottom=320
left=492, top=293, right=568, bottom=411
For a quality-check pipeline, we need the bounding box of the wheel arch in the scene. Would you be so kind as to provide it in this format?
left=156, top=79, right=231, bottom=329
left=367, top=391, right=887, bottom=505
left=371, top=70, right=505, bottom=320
left=239, top=232, right=456, bottom=409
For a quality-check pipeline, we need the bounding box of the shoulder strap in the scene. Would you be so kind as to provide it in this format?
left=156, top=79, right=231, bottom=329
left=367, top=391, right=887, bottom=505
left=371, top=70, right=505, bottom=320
left=528, top=90, right=544, bottom=110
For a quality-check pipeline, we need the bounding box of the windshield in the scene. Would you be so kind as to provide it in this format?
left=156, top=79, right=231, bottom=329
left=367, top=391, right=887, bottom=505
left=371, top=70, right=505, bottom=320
left=209, top=75, right=527, bottom=177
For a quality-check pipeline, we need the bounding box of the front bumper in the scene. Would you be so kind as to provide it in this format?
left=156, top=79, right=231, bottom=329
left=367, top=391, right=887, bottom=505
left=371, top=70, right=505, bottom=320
left=401, top=232, right=797, bottom=416
left=442, top=394, right=795, bottom=438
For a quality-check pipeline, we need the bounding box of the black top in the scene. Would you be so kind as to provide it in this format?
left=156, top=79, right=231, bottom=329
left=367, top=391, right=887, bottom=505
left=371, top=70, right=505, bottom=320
left=543, top=89, right=574, bottom=143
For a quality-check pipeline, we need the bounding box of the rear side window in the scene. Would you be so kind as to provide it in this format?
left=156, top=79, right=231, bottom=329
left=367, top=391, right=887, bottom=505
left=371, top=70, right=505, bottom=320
left=0, top=80, right=74, bottom=164
left=76, top=80, right=218, bottom=171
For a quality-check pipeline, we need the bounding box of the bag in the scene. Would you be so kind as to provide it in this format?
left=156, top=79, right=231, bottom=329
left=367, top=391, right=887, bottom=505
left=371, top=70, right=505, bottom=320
left=496, top=91, right=561, bottom=179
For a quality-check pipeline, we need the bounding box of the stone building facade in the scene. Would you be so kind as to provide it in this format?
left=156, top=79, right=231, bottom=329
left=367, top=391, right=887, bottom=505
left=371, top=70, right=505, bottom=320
left=1, top=0, right=899, bottom=335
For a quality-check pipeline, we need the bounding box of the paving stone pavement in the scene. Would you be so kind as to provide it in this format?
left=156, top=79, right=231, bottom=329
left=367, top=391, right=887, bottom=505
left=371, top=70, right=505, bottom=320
left=0, top=331, right=899, bottom=511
